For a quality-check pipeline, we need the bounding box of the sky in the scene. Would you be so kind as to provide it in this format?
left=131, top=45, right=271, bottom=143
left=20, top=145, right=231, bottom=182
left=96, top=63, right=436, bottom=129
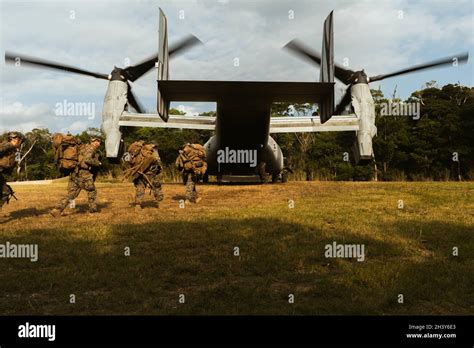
left=0, top=0, right=472, bottom=133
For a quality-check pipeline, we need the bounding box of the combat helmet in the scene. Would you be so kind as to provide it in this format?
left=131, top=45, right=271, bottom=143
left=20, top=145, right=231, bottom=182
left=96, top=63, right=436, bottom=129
left=89, top=132, right=104, bottom=142
left=90, top=135, right=103, bottom=142
left=8, top=131, right=26, bottom=142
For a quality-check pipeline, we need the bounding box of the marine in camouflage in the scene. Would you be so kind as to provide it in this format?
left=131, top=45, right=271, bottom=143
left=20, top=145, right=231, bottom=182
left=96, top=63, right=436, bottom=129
left=131, top=145, right=164, bottom=208
left=176, top=143, right=206, bottom=204
left=0, top=175, right=11, bottom=208
left=0, top=133, right=23, bottom=209
left=133, top=166, right=164, bottom=206
left=53, top=141, right=101, bottom=215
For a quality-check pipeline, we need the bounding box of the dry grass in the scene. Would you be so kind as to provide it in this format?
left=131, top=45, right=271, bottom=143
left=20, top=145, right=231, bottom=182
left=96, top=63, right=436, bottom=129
left=0, top=180, right=473, bottom=315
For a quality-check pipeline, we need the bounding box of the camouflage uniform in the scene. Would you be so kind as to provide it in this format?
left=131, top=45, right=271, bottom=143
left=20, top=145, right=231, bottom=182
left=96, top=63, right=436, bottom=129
left=183, top=172, right=199, bottom=202
left=133, top=165, right=163, bottom=206
left=56, top=143, right=101, bottom=213
left=0, top=142, right=18, bottom=209
left=176, top=143, right=206, bottom=204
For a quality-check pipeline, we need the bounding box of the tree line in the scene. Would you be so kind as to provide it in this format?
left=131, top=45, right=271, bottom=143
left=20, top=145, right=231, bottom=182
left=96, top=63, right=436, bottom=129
left=2, top=82, right=473, bottom=182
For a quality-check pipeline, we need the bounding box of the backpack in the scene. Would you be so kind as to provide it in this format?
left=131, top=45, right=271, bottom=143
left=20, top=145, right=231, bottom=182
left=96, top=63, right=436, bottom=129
left=123, top=141, right=160, bottom=180
left=127, top=140, right=145, bottom=162
left=0, top=142, right=18, bottom=173
left=176, top=143, right=207, bottom=175
left=52, top=133, right=81, bottom=173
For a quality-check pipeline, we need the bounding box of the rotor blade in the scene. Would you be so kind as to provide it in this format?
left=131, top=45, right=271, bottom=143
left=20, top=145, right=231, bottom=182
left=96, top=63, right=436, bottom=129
left=334, top=87, right=352, bottom=115
left=283, top=39, right=355, bottom=85
left=169, top=34, right=202, bottom=56
left=126, top=83, right=144, bottom=113
left=4, top=52, right=109, bottom=80
left=123, top=34, right=202, bottom=82
left=369, top=52, right=469, bottom=82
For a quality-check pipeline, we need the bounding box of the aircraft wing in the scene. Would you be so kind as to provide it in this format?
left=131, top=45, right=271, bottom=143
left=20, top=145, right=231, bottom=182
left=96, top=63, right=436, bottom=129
left=269, top=115, right=359, bottom=133
left=119, top=112, right=215, bottom=130
left=120, top=113, right=360, bottom=133
left=121, top=80, right=356, bottom=135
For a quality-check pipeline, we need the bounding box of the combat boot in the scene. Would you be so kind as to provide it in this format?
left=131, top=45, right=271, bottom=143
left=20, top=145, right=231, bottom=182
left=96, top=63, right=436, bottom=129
left=89, top=204, right=98, bottom=214
left=195, top=197, right=202, bottom=203
left=130, top=200, right=144, bottom=210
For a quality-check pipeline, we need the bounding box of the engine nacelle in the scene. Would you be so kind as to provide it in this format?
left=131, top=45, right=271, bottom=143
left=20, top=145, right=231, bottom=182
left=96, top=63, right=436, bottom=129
left=351, top=83, right=377, bottom=164
left=102, top=80, right=128, bottom=158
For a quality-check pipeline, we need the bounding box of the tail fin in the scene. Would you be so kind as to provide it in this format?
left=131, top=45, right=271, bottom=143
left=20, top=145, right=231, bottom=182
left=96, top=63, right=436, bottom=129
left=157, top=8, right=170, bottom=122
left=319, top=11, right=335, bottom=123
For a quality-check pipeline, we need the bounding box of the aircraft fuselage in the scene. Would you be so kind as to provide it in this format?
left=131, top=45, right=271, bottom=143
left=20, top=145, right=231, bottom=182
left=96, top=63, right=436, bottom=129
left=204, top=99, right=284, bottom=176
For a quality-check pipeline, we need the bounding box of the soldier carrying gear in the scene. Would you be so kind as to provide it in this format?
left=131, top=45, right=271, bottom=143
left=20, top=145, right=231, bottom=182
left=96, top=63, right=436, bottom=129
left=50, top=136, right=102, bottom=217
left=0, top=132, right=24, bottom=209
left=123, top=140, right=163, bottom=208
left=52, top=132, right=82, bottom=175
left=175, top=143, right=207, bottom=204
left=8, top=132, right=27, bottom=143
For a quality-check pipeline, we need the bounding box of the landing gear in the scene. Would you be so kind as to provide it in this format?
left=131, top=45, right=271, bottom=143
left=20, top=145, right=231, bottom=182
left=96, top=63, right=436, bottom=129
left=271, top=170, right=288, bottom=183
left=272, top=173, right=279, bottom=183
left=258, top=161, right=269, bottom=183
left=271, top=168, right=290, bottom=183
left=281, top=171, right=288, bottom=183
left=281, top=167, right=292, bottom=183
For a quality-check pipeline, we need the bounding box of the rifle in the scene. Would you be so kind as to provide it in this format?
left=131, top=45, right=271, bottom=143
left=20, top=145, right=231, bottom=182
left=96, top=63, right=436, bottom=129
left=137, top=171, right=154, bottom=191
left=4, top=184, right=17, bottom=204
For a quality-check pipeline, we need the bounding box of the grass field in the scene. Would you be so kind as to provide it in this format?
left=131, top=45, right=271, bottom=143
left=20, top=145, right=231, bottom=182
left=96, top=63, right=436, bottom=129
left=0, top=180, right=473, bottom=315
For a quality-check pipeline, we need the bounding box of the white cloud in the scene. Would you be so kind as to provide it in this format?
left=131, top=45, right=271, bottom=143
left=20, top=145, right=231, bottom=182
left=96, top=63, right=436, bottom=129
left=176, top=104, right=199, bottom=116
left=0, top=101, right=52, bottom=132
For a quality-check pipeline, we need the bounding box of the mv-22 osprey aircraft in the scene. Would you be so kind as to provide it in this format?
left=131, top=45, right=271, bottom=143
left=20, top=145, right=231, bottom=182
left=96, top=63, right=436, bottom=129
left=5, top=9, right=468, bottom=182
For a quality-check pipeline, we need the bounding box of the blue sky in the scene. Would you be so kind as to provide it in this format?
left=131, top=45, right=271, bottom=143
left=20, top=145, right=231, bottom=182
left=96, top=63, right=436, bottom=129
left=0, top=0, right=472, bottom=133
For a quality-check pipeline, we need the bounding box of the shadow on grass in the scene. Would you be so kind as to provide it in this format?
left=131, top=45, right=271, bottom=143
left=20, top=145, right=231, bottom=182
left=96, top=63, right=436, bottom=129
left=0, top=217, right=472, bottom=315
left=1, top=202, right=111, bottom=223
left=2, top=207, right=52, bottom=222
left=171, top=194, right=185, bottom=201
left=370, top=218, right=474, bottom=315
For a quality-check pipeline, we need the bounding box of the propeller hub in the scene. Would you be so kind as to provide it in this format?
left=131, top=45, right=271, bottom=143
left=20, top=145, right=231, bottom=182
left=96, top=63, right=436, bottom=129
left=110, top=67, right=126, bottom=81
left=351, top=70, right=369, bottom=85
